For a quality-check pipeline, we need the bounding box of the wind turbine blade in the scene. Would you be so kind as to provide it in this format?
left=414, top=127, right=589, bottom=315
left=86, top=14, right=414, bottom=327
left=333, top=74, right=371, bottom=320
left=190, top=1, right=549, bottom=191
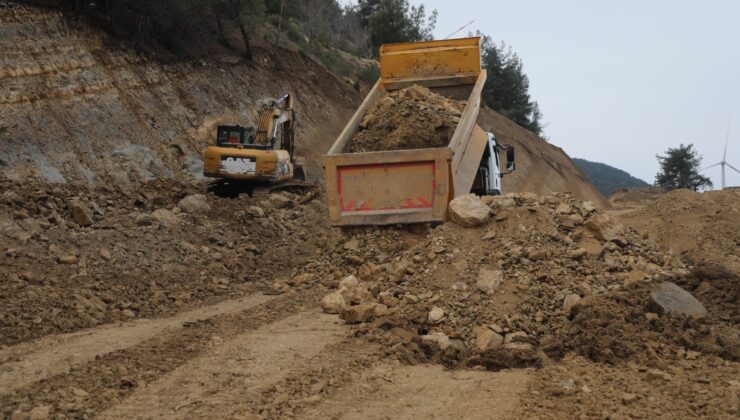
left=726, top=162, right=740, bottom=174
left=700, top=162, right=722, bottom=171
left=723, top=114, right=731, bottom=161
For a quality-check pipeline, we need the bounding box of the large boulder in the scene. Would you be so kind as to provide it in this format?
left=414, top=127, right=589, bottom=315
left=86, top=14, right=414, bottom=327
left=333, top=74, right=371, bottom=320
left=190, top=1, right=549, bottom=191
left=649, top=282, right=707, bottom=318
left=177, top=194, right=211, bottom=215
left=448, top=194, right=490, bottom=227
left=584, top=215, right=628, bottom=247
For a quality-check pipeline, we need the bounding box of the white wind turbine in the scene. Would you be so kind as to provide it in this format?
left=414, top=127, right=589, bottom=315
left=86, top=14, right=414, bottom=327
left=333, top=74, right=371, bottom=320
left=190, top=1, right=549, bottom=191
left=702, top=116, right=740, bottom=189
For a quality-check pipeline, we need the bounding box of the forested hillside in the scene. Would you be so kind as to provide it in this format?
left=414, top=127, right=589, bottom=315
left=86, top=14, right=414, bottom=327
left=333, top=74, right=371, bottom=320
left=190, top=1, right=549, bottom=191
left=573, top=158, right=649, bottom=196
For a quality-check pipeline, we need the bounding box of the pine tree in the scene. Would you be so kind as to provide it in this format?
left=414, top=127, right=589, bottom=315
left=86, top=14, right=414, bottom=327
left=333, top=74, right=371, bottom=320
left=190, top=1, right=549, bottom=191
left=479, top=34, right=543, bottom=136
left=357, top=0, right=436, bottom=53
left=655, top=144, right=712, bottom=191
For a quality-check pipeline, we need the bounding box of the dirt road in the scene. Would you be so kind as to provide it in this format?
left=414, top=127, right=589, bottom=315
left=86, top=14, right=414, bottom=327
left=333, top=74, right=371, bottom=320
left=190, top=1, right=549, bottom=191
left=2, top=290, right=528, bottom=419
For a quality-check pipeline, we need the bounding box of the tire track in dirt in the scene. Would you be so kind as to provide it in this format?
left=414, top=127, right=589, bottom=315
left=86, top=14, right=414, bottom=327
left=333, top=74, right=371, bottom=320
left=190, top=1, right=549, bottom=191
left=99, top=311, right=347, bottom=419
left=0, top=294, right=272, bottom=394
left=1, top=289, right=325, bottom=419
left=302, top=364, right=529, bottom=419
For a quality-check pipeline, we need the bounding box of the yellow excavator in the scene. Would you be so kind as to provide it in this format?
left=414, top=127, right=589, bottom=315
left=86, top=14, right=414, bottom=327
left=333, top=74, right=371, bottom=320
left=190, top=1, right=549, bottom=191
left=203, top=93, right=304, bottom=183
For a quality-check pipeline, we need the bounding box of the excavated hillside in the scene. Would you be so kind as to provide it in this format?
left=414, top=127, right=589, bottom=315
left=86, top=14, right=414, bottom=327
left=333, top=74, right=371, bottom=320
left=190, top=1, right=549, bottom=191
left=0, top=3, right=359, bottom=185
left=0, top=3, right=605, bottom=206
left=478, top=107, right=607, bottom=206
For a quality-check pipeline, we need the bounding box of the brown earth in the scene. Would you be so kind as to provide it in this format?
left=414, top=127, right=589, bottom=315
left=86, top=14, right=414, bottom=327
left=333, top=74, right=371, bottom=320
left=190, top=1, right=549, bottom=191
left=614, top=188, right=740, bottom=275
left=1, top=3, right=737, bottom=419
left=349, top=84, right=465, bottom=153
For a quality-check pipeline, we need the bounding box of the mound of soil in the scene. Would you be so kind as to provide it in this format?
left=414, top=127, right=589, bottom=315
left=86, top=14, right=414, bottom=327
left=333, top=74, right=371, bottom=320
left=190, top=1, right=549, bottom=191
left=349, top=84, right=465, bottom=152
left=312, top=193, right=734, bottom=370
left=0, top=175, right=337, bottom=346
left=617, top=189, right=740, bottom=275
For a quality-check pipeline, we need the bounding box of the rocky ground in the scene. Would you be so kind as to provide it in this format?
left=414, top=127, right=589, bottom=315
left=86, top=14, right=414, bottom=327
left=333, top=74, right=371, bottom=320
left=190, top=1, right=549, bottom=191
left=349, top=84, right=465, bottom=152
left=1, top=178, right=737, bottom=419
left=0, top=175, right=336, bottom=345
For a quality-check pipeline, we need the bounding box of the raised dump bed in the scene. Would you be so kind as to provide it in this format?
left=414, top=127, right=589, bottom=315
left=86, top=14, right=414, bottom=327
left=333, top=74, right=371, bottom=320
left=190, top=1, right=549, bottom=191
left=323, top=37, right=491, bottom=226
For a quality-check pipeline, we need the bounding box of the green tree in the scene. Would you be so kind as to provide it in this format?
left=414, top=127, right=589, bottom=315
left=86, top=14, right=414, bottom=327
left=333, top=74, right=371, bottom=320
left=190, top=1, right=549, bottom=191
left=358, top=0, right=436, bottom=53
left=655, top=144, right=712, bottom=191
left=212, top=0, right=266, bottom=60
left=479, top=34, right=544, bottom=136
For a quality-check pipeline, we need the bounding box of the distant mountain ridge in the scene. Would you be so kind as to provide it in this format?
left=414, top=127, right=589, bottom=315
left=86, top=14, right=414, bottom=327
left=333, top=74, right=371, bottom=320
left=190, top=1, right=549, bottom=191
left=573, top=158, right=650, bottom=197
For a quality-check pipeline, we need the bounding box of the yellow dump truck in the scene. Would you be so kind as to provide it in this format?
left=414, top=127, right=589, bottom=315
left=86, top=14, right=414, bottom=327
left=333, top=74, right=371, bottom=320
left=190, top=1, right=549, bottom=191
left=323, top=37, right=514, bottom=226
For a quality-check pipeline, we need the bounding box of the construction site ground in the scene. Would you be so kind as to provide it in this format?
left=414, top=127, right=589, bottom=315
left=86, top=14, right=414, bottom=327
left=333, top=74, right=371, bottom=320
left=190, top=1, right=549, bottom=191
left=1, top=3, right=738, bottom=419
left=1, top=177, right=737, bottom=419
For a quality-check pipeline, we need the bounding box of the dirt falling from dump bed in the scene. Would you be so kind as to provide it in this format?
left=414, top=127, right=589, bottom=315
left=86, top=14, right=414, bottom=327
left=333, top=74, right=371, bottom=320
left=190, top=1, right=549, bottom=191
left=349, top=84, right=466, bottom=152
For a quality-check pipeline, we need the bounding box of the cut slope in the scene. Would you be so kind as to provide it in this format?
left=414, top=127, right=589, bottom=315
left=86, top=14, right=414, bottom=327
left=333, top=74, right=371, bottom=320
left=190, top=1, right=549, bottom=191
left=0, top=3, right=360, bottom=185
left=478, top=108, right=607, bottom=207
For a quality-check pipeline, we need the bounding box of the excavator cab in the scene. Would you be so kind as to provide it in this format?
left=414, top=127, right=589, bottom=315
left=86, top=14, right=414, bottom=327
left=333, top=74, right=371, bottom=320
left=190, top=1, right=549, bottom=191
left=216, top=125, right=254, bottom=147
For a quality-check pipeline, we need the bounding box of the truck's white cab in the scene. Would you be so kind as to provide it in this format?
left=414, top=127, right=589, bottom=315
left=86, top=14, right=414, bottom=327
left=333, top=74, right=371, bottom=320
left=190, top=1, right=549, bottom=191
left=471, top=132, right=515, bottom=196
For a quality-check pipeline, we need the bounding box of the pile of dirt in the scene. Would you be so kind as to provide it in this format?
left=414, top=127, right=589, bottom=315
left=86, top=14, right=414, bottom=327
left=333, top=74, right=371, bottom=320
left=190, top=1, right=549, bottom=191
left=313, top=193, right=736, bottom=370
left=0, top=175, right=338, bottom=345
left=608, top=186, right=666, bottom=206
left=616, top=189, right=740, bottom=275
left=349, top=84, right=465, bottom=152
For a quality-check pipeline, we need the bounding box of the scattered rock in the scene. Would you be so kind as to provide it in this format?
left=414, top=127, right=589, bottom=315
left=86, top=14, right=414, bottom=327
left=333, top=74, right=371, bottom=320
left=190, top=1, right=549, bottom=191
left=28, top=405, right=51, bottom=420
left=584, top=215, right=628, bottom=246
left=321, top=291, right=346, bottom=314
left=135, top=213, right=157, bottom=226
left=58, top=255, right=78, bottom=264
left=562, top=293, right=581, bottom=313
left=68, top=199, right=93, bottom=226
left=494, top=210, right=510, bottom=222
left=177, top=194, right=210, bottom=215
left=420, top=331, right=451, bottom=350
left=649, top=282, right=707, bottom=318
left=646, top=368, right=672, bottom=382
left=427, top=306, right=445, bottom=324
left=448, top=194, right=490, bottom=227
left=246, top=206, right=265, bottom=218
left=570, top=248, right=587, bottom=259
left=338, top=275, right=359, bottom=291
left=343, top=239, right=360, bottom=251
left=151, top=208, right=179, bottom=228
left=71, top=387, right=89, bottom=397
left=482, top=229, right=496, bottom=240
left=475, top=327, right=504, bottom=351
left=477, top=267, right=503, bottom=295
left=619, top=392, right=636, bottom=405
left=269, top=193, right=293, bottom=209
left=339, top=304, right=381, bottom=323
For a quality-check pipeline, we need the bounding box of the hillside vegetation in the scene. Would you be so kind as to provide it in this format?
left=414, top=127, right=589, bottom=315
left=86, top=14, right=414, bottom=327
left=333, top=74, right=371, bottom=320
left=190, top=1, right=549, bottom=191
left=573, top=158, right=649, bottom=196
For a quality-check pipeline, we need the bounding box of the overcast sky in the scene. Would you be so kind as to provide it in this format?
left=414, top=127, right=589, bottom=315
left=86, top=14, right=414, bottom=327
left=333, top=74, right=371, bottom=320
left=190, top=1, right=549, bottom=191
left=400, top=0, right=740, bottom=188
